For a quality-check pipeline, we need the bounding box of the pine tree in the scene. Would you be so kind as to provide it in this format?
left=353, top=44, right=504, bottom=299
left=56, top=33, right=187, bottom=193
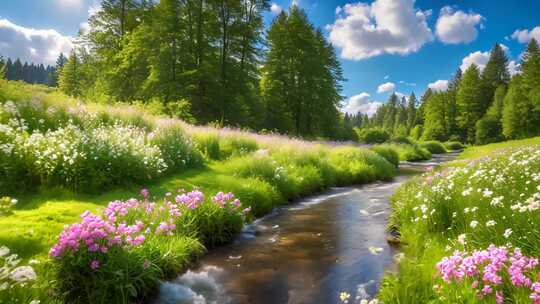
left=521, top=38, right=540, bottom=92
left=456, top=64, right=483, bottom=143
left=502, top=75, right=538, bottom=138
left=476, top=84, right=506, bottom=144
left=59, top=50, right=82, bottom=97
left=406, top=92, right=417, bottom=132
left=446, top=68, right=461, bottom=138
left=0, top=55, right=5, bottom=79
left=422, top=92, right=448, bottom=141
left=481, top=43, right=510, bottom=107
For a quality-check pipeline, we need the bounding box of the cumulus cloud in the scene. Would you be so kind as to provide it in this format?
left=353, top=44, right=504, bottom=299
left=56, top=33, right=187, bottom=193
left=327, top=0, right=433, bottom=60
left=377, top=82, right=395, bottom=93
left=428, top=80, right=449, bottom=91
left=435, top=6, right=483, bottom=44
left=460, top=44, right=519, bottom=75
left=0, top=19, right=73, bottom=65
left=511, top=26, right=540, bottom=44
left=344, top=93, right=382, bottom=116
left=80, top=2, right=102, bottom=34
left=270, top=3, right=283, bottom=14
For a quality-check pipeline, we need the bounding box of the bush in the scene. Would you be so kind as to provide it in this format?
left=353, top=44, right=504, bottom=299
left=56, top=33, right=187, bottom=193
left=383, top=143, right=432, bottom=161
left=391, top=136, right=416, bottom=145
left=409, top=125, right=423, bottom=140
left=192, top=132, right=221, bottom=160
left=220, top=135, right=258, bottom=158
left=372, top=145, right=400, bottom=167
left=327, top=147, right=395, bottom=184
left=355, top=128, right=390, bottom=144
left=419, top=141, right=447, bottom=154
left=443, top=141, right=464, bottom=151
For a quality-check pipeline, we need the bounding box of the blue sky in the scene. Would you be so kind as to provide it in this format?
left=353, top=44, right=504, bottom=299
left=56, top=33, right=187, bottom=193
left=1, top=0, right=539, bottom=115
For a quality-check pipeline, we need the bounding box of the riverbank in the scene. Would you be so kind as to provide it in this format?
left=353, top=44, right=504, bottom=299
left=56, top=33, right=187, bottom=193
left=0, top=81, right=399, bottom=303
left=378, top=137, right=540, bottom=303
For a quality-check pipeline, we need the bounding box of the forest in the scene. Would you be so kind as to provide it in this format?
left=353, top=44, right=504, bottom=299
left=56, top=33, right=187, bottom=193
left=358, top=41, right=540, bottom=145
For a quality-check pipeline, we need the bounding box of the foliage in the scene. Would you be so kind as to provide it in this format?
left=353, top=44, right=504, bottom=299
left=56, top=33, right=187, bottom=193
left=419, top=141, right=447, bottom=154
left=380, top=141, right=540, bottom=303
left=327, top=147, right=395, bottom=184
left=371, top=145, right=400, bottom=167
left=355, top=127, right=390, bottom=144
left=381, top=143, right=432, bottom=161
left=49, top=189, right=246, bottom=303
left=443, top=141, right=465, bottom=151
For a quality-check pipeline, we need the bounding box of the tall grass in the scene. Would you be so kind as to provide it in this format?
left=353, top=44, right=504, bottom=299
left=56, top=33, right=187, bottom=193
left=379, top=140, right=540, bottom=303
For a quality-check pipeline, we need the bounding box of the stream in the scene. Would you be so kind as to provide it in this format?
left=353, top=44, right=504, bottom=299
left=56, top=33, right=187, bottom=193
left=154, top=153, right=458, bottom=304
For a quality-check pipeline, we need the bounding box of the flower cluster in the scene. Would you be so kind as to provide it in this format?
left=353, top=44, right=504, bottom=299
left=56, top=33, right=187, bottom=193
left=0, top=246, right=39, bottom=302
left=50, top=189, right=249, bottom=269
left=436, top=245, right=540, bottom=303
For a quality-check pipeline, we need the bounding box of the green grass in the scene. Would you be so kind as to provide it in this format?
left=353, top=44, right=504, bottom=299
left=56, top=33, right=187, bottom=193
left=457, top=136, right=540, bottom=159
left=378, top=137, right=540, bottom=303
left=377, top=143, right=432, bottom=162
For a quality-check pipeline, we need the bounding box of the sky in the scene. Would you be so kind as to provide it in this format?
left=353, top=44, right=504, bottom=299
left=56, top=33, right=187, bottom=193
left=1, top=0, right=539, bottom=116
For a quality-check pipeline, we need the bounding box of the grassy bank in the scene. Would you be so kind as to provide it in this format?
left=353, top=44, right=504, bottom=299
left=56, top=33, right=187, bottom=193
left=0, top=80, right=398, bottom=303
left=378, top=136, right=540, bottom=303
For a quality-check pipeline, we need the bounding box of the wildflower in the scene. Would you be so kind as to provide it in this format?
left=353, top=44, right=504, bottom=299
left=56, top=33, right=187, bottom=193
left=140, top=188, right=150, bottom=199
left=10, top=266, right=37, bottom=282
left=339, top=292, right=350, bottom=303
left=90, top=260, right=100, bottom=270
left=470, top=220, right=478, bottom=229
left=483, top=189, right=493, bottom=197
left=503, top=229, right=513, bottom=238
left=486, top=220, right=496, bottom=227
left=457, top=234, right=467, bottom=245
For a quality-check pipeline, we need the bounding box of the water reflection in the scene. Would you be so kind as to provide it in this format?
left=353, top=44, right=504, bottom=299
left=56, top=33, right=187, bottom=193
left=155, top=153, right=457, bottom=304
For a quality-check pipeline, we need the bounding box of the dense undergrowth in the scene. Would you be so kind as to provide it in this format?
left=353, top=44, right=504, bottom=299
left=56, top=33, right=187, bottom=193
left=0, top=81, right=401, bottom=303
left=379, top=137, right=540, bottom=303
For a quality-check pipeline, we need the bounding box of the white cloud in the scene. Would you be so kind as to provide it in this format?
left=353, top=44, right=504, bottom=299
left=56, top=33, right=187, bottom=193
left=460, top=44, right=519, bottom=76
left=435, top=6, right=483, bottom=44
left=399, top=80, right=416, bottom=86
left=344, top=93, right=382, bottom=116
left=327, top=0, right=433, bottom=60
left=80, top=2, right=102, bottom=34
left=428, top=79, right=449, bottom=91
left=0, top=19, right=73, bottom=65
left=292, top=0, right=300, bottom=6
left=395, top=91, right=407, bottom=101
left=377, top=82, right=395, bottom=93
left=383, top=75, right=389, bottom=80
left=270, top=3, right=283, bottom=14
left=511, top=26, right=540, bottom=44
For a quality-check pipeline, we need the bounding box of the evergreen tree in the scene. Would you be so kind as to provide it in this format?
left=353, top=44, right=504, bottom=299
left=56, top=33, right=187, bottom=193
left=422, top=92, right=448, bottom=141
left=481, top=43, right=510, bottom=110
left=456, top=64, right=483, bottom=143
left=502, top=75, right=538, bottom=138
left=521, top=38, right=540, bottom=92
left=59, top=50, right=82, bottom=97
left=476, top=85, right=506, bottom=144
left=0, top=55, right=5, bottom=79
left=406, top=92, right=417, bottom=132
left=446, top=68, right=461, bottom=138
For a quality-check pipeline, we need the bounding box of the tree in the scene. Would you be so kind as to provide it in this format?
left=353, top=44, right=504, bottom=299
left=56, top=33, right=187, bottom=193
left=59, top=50, right=82, bottom=97
left=422, top=92, right=448, bottom=141
left=0, top=55, right=5, bottom=79
left=446, top=68, right=461, bottom=138
left=476, top=85, right=506, bottom=144
left=49, top=53, right=67, bottom=86
left=406, top=92, right=417, bottom=132
left=481, top=43, right=510, bottom=111
left=456, top=64, right=483, bottom=143
left=521, top=38, right=540, bottom=92
left=502, top=75, right=538, bottom=138
left=261, top=7, right=343, bottom=137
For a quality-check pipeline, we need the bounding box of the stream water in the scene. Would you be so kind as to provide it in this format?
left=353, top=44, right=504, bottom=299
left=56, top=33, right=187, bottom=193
left=154, top=153, right=458, bottom=304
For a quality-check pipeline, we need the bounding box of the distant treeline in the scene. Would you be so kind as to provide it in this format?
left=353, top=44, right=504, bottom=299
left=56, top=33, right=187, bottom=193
left=357, top=40, right=540, bottom=144
left=0, top=55, right=65, bottom=86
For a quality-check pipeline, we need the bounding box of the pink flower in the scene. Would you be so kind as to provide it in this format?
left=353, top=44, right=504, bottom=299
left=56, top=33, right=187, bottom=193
left=90, top=260, right=100, bottom=270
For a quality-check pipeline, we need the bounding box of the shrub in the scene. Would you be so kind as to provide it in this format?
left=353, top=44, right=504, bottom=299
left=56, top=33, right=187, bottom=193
left=391, top=136, right=415, bottom=145
left=372, top=145, right=400, bottom=167
left=220, top=135, right=258, bottom=158
left=382, top=143, right=432, bottom=161
left=327, top=147, right=395, bottom=184
left=419, top=141, right=447, bottom=154
left=355, top=128, right=390, bottom=144
left=443, top=141, right=464, bottom=151
left=409, top=125, right=423, bottom=140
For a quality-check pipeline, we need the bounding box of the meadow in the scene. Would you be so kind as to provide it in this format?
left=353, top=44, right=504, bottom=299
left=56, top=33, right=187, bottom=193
left=378, top=136, right=540, bottom=303
left=0, top=80, right=401, bottom=303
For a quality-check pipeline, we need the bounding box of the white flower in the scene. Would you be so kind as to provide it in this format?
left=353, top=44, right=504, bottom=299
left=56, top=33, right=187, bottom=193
left=503, top=228, right=513, bottom=238
left=0, top=246, right=9, bottom=257
left=490, top=196, right=504, bottom=206
left=457, top=234, right=467, bottom=245
left=482, top=189, right=493, bottom=197
left=486, top=220, right=496, bottom=227
left=470, top=220, right=478, bottom=229
left=9, top=266, right=37, bottom=282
